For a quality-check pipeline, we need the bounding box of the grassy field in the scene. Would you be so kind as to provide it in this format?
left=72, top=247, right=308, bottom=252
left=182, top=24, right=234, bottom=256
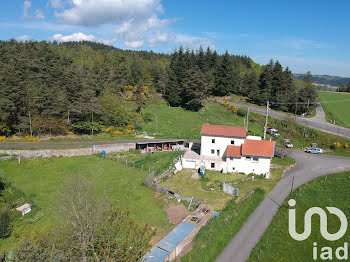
left=108, top=150, right=184, bottom=176
left=248, top=171, right=350, bottom=262
left=159, top=167, right=284, bottom=210
left=318, top=91, right=350, bottom=128
left=0, top=153, right=183, bottom=248
left=141, top=98, right=264, bottom=139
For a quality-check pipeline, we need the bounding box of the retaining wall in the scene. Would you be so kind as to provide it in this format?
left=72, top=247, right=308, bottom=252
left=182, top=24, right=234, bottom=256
left=0, top=143, right=136, bottom=159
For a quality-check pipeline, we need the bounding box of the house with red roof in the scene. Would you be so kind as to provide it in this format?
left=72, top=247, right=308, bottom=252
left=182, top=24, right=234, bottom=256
left=182, top=124, right=275, bottom=176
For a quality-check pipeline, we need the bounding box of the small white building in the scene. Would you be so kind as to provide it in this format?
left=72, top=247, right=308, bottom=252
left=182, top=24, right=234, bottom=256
left=182, top=124, right=275, bottom=176
left=16, top=203, right=32, bottom=216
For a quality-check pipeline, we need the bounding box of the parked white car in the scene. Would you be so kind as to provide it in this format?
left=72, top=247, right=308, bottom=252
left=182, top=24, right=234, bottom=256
left=305, top=148, right=323, bottom=154
left=267, top=128, right=280, bottom=137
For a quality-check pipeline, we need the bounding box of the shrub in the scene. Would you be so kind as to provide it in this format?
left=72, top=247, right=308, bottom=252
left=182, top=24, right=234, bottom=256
left=0, top=204, right=11, bottom=238
left=344, top=143, right=349, bottom=149
left=24, top=135, right=37, bottom=142
left=0, top=136, right=6, bottom=142
left=0, top=124, right=10, bottom=136
left=332, top=141, right=341, bottom=149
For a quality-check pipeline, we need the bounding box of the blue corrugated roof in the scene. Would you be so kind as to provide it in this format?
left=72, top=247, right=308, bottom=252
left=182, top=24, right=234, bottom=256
left=143, top=221, right=196, bottom=262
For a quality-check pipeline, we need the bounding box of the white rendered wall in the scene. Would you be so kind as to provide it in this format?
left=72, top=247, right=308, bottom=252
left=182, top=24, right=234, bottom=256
left=200, top=135, right=245, bottom=158
left=226, top=156, right=271, bottom=175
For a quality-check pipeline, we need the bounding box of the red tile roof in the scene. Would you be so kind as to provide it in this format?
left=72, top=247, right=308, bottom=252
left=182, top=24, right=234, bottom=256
left=241, top=139, right=275, bottom=157
left=200, top=124, right=247, bottom=138
left=226, top=145, right=242, bottom=157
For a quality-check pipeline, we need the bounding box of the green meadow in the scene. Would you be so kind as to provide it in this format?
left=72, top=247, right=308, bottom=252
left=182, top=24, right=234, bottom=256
left=318, top=91, right=350, bottom=128
left=248, top=171, right=350, bottom=262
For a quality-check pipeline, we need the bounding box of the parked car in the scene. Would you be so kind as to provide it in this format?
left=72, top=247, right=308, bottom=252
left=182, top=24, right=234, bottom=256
left=284, top=139, right=293, bottom=148
left=267, top=128, right=280, bottom=137
left=305, top=148, right=323, bottom=154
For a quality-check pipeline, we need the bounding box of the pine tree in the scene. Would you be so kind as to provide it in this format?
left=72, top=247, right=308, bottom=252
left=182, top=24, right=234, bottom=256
left=182, top=66, right=208, bottom=111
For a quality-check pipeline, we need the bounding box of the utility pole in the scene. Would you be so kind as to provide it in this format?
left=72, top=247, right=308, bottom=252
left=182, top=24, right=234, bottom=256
left=246, top=107, right=250, bottom=131
left=307, top=99, right=310, bottom=115
left=263, top=101, right=269, bottom=140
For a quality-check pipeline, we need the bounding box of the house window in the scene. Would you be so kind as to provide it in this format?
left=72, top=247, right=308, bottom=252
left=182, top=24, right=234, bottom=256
left=246, top=156, right=251, bottom=161
left=217, top=150, right=220, bottom=156
left=211, top=163, right=215, bottom=168
left=231, top=140, right=235, bottom=145
left=212, top=139, right=215, bottom=144
left=211, top=149, right=215, bottom=154
left=232, top=167, right=235, bottom=171
left=253, top=156, right=259, bottom=162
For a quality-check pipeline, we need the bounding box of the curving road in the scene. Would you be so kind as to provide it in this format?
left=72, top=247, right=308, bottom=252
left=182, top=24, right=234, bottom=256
left=223, top=101, right=350, bottom=138
left=217, top=150, right=350, bottom=262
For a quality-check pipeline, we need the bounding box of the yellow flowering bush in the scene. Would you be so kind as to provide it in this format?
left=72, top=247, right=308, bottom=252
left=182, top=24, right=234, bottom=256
left=344, top=143, right=348, bottom=149
left=221, top=102, right=238, bottom=114
left=24, top=135, right=37, bottom=142
left=332, top=142, right=341, bottom=149
left=0, top=136, right=6, bottom=142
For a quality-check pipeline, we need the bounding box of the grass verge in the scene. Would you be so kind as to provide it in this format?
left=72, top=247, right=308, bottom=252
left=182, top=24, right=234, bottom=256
left=248, top=171, right=350, bottom=262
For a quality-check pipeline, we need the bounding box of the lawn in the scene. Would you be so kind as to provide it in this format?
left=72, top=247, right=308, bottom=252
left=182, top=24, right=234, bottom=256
left=107, top=150, right=184, bottom=176
left=248, top=171, right=350, bottom=262
left=159, top=168, right=284, bottom=210
left=0, top=154, right=181, bottom=248
left=318, top=91, right=350, bottom=128
left=141, top=98, right=264, bottom=140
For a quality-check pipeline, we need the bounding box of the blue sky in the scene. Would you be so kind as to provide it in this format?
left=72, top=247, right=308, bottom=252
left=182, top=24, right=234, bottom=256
left=1, top=0, right=350, bottom=77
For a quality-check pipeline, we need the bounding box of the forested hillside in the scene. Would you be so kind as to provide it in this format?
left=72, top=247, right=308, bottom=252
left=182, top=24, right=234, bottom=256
left=0, top=40, right=317, bottom=136
left=294, top=73, right=350, bottom=87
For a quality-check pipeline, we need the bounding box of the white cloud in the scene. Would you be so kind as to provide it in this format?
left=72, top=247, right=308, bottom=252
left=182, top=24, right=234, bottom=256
left=49, top=32, right=116, bottom=45
left=98, top=38, right=117, bottom=46
left=55, top=0, right=163, bottom=26
left=35, top=9, right=45, bottom=19
left=148, top=33, right=169, bottom=47
left=173, top=33, right=215, bottom=50
left=49, top=0, right=63, bottom=8
left=284, top=38, right=326, bottom=49
left=23, top=1, right=31, bottom=19
left=49, top=32, right=96, bottom=42
left=16, top=35, right=31, bottom=41
left=114, top=15, right=169, bottom=40
left=125, top=40, right=144, bottom=48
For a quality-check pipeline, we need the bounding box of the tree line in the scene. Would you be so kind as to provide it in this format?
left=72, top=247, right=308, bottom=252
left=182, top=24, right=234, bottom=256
left=0, top=40, right=317, bottom=136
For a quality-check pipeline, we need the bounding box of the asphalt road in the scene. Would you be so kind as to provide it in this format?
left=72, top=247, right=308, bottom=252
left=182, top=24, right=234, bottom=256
left=216, top=150, right=350, bottom=262
left=224, top=101, right=350, bottom=138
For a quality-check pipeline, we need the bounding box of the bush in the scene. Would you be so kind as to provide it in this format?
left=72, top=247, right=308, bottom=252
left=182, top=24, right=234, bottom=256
left=0, top=136, right=6, bottom=142
left=344, top=143, right=348, bottom=149
left=0, top=124, right=10, bottom=136
left=332, top=141, right=341, bottom=149
left=0, top=204, right=11, bottom=238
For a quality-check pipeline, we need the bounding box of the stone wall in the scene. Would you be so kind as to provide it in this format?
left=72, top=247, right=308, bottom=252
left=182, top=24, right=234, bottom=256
left=0, top=143, right=136, bottom=159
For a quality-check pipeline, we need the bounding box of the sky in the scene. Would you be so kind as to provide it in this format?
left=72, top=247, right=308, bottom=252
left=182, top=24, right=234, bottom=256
left=1, top=0, right=350, bottom=77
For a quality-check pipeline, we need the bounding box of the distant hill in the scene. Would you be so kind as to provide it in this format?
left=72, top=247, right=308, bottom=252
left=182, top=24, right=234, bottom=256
left=294, top=74, right=350, bottom=87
